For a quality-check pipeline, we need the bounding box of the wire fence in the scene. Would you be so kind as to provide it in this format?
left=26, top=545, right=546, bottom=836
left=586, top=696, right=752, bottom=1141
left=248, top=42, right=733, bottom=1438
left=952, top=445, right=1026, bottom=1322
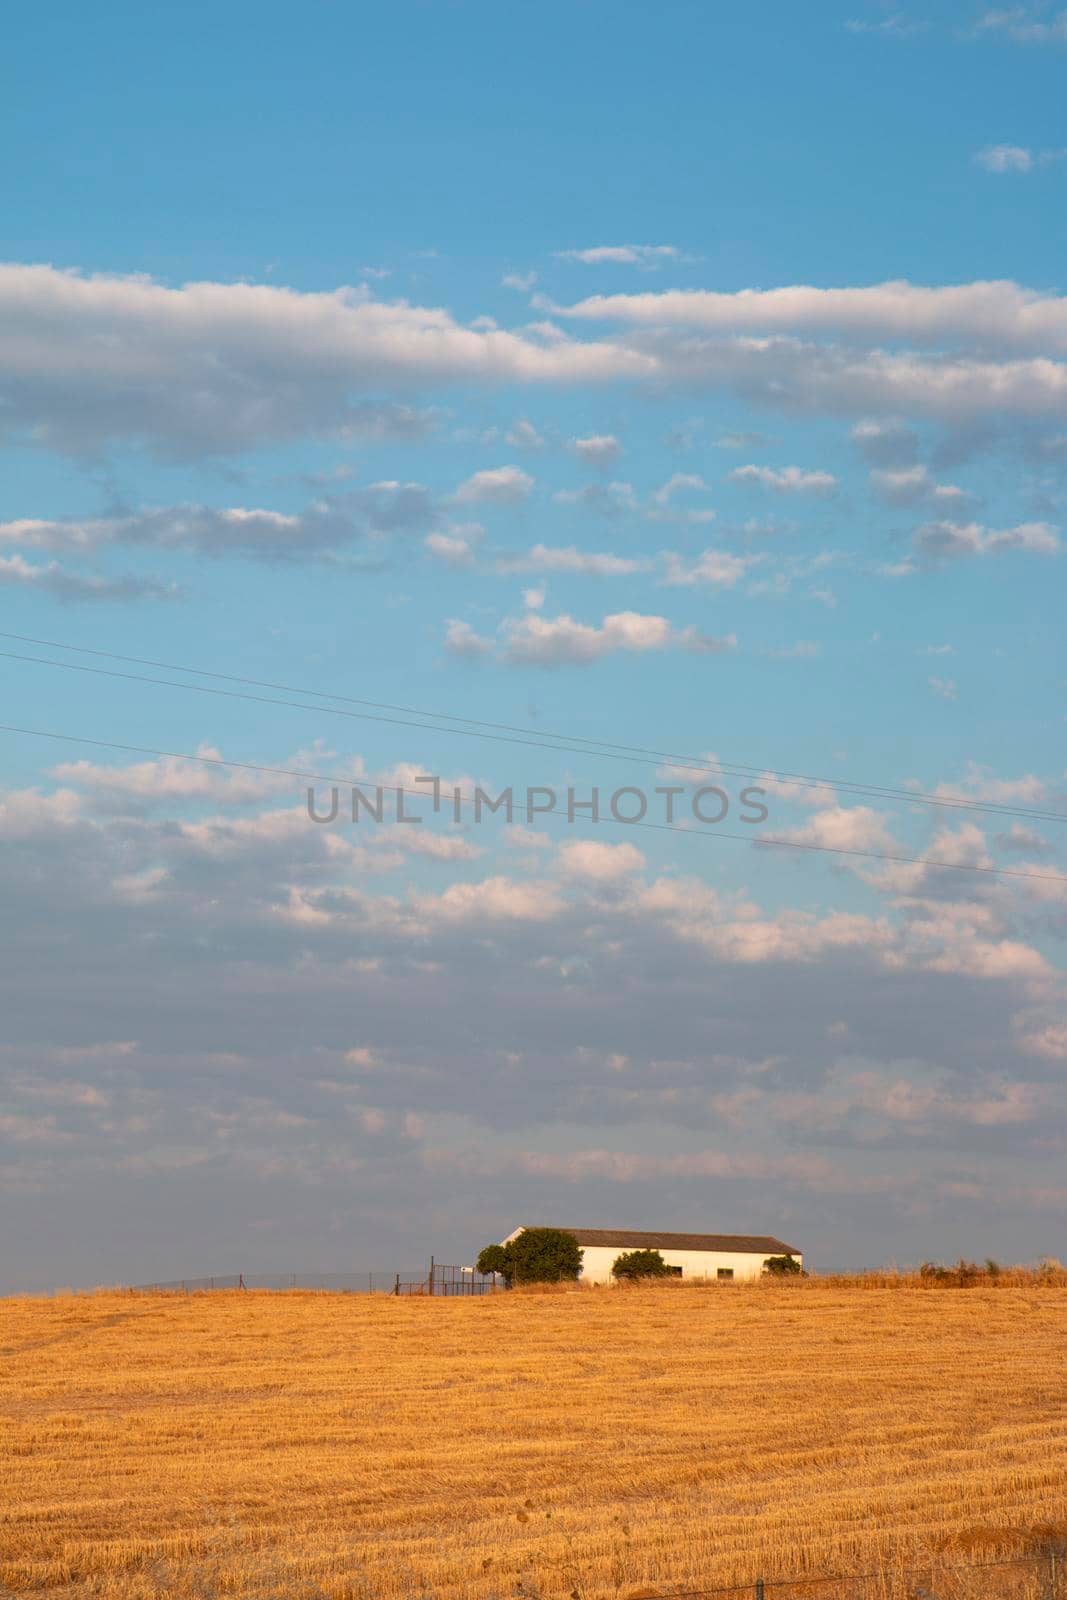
left=132, top=1260, right=503, bottom=1296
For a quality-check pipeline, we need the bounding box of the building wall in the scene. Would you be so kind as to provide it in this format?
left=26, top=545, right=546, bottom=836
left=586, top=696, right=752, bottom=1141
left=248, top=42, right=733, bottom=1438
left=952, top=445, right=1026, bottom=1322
left=575, top=1245, right=800, bottom=1284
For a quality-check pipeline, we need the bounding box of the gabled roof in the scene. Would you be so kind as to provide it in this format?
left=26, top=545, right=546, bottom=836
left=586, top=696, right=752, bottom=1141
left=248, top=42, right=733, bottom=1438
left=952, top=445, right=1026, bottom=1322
left=520, top=1227, right=800, bottom=1255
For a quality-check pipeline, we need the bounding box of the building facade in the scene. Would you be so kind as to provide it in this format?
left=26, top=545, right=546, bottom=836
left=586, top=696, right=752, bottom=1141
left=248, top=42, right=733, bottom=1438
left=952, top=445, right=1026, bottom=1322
left=502, top=1227, right=803, bottom=1284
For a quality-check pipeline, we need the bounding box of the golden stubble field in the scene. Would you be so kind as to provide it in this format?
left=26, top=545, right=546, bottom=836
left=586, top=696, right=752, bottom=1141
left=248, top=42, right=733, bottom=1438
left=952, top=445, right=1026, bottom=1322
left=1, top=1279, right=1065, bottom=1600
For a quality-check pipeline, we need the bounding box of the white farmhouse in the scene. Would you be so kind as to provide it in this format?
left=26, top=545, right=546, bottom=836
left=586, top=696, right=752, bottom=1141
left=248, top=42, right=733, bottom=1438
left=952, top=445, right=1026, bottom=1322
left=502, top=1226, right=803, bottom=1284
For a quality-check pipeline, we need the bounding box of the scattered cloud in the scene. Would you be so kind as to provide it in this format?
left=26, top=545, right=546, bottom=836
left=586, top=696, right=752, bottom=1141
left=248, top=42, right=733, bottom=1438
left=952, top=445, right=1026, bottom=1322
left=506, top=419, right=545, bottom=448
left=870, top=465, right=968, bottom=505
left=929, top=675, right=959, bottom=701
left=495, top=543, right=644, bottom=576
left=0, top=553, right=177, bottom=602
left=729, top=465, right=837, bottom=495
left=913, top=519, right=1059, bottom=560
left=555, top=244, right=682, bottom=266
left=975, top=144, right=1034, bottom=173
left=844, top=12, right=926, bottom=35
left=974, top=8, right=1067, bottom=45
left=660, top=548, right=763, bottom=588
left=452, top=466, right=534, bottom=504
left=573, top=433, right=621, bottom=465
left=446, top=605, right=738, bottom=665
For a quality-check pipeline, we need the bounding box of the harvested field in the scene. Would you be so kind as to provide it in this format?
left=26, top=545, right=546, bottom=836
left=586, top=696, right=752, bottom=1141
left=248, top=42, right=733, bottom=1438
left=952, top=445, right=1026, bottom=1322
left=1, top=1277, right=1065, bottom=1599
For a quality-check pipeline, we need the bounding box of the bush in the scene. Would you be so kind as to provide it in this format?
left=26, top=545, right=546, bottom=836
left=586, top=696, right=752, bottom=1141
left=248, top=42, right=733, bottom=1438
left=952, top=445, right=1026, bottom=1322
left=476, top=1229, right=583, bottom=1286
left=763, top=1253, right=804, bottom=1276
left=611, top=1249, right=673, bottom=1280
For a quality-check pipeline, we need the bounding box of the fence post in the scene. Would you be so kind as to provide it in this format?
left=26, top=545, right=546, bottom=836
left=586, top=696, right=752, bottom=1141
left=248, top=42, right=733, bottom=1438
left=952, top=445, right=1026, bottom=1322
left=755, top=1580, right=765, bottom=1600
left=1050, top=1550, right=1058, bottom=1600
left=428, top=1256, right=435, bottom=1296
left=394, top=1273, right=400, bottom=1296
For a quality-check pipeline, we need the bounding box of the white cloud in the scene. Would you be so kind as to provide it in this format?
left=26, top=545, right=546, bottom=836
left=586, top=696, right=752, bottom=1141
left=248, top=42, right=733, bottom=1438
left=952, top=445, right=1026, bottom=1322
left=0, top=264, right=649, bottom=458
left=557, top=840, right=646, bottom=882
left=0, top=553, right=176, bottom=602
left=0, top=495, right=429, bottom=561
left=452, top=465, right=534, bottom=504
left=929, top=676, right=959, bottom=701
left=975, top=8, right=1067, bottom=45
left=975, top=144, right=1033, bottom=172
left=502, top=271, right=538, bottom=292
left=447, top=607, right=737, bottom=666
left=844, top=12, right=925, bottom=35
left=557, top=277, right=1067, bottom=353
left=914, top=519, right=1060, bottom=560
left=495, top=543, right=644, bottom=576
left=555, top=244, right=681, bottom=266
left=443, top=619, right=494, bottom=658
left=730, top=464, right=837, bottom=495
left=505, top=419, right=545, bottom=448
left=425, top=529, right=479, bottom=566
left=660, top=548, right=762, bottom=588
left=870, top=465, right=968, bottom=505
left=573, top=433, right=621, bottom=465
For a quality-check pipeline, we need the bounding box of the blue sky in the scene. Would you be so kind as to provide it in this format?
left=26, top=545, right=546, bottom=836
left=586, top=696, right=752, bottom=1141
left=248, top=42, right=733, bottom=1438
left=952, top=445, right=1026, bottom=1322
left=1, top=2, right=1066, bottom=1291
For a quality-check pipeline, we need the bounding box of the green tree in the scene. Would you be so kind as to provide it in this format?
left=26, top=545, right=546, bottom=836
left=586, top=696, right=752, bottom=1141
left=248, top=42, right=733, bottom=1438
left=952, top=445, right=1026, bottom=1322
left=476, top=1244, right=511, bottom=1281
left=611, top=1248, right=672, bottom=1280
left=763, top=1253, right=804, bottom=1275
left=477, top=1229, right=584, bottom=1285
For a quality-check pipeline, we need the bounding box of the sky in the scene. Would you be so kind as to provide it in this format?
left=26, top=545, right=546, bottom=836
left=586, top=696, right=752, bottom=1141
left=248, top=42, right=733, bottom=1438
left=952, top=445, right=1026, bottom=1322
left=1, top=1, right=1066, bottom=1292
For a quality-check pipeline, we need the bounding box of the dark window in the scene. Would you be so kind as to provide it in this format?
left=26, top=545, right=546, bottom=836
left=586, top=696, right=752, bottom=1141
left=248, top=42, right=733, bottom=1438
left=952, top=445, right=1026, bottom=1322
left=667, top=1264, right=683, bottom=1276
left=717, top=1268, right=734, bottom=1280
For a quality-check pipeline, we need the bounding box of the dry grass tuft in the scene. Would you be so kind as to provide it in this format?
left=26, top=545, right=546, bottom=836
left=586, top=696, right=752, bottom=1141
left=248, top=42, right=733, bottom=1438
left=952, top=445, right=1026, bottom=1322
left=1, top=1276, right=1065, bottom=1599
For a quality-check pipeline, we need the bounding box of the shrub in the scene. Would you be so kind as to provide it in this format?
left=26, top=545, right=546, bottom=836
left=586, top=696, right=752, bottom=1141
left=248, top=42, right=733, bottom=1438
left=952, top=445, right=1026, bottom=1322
left=476, top=1230, right=584, bottom=1286
left=764, top=1254, right=804, bottom=1276
left=611, top=1249, right=673, bottom=1280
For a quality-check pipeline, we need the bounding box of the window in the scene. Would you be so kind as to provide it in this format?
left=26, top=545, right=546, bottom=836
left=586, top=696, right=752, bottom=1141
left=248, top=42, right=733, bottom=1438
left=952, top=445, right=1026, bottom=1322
left=667, top=1264, right=683, bottom=1276
left=717, top=1268, right=734, bottom=1280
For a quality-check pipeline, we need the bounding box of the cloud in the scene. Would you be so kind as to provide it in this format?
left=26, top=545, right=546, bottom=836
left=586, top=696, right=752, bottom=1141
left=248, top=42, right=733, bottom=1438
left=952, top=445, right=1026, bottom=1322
left=556, top=277, right=1067, bottom=354
left=556, top=840, right=646, bottom=882
left=452, top=465, right=534, bottom=504
left=555, top=244, right=681, bottom=266
left=929, top=676, right=959, bottom=701
left=0, top=490, right=438, bottom=562
left=844, top=12, right=926, bottom=34
left=851, top=418, right=921, bottom=466
left=506, top=419, right=545, bottom=448
left=870, top=466, right=968, bottom=505
left=2, top=752, right=1064, bottom=1287
left=502, top=271, right=538, bottom=292
left=773, top=805, right=899, bottom=855
left=0, top=553, right=177, bottom=602
left=495, top=543, right=644, bottom=576
left=572, top=433, right=621, bottom=465
left=11, top=266, right=1067, bottom=466
left=913, top=519, right=1060, bottom=560
left=975, top=7, right=1067, bottom=44
left=447, top=606, right=738, bottom=666
left=0, top=263, right=649, bottom=459
left=730, top=465, right=837, bottom=495
left=425, top=527, right=483, bottom=566
left=660, top=548, right=762, bottom=588
left=975, top=144, right=1033, bottom=172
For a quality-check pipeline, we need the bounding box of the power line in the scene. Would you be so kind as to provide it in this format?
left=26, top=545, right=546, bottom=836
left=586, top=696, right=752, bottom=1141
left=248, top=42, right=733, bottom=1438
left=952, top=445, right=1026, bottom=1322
left=0, top=631, right=1063, bottom=826
left=2, top=720, right=1065, bottom=884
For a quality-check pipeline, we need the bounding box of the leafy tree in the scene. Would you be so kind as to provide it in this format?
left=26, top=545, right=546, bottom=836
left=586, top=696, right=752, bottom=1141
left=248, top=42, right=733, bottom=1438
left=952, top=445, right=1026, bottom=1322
left=476, top=1229, right=583, bottom=1285
left=612, top=1249, right=672, bottom=1280
left=763, top=1253, right=804, bottom=1275
left=476, top=1244, right=511, bottom=1281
